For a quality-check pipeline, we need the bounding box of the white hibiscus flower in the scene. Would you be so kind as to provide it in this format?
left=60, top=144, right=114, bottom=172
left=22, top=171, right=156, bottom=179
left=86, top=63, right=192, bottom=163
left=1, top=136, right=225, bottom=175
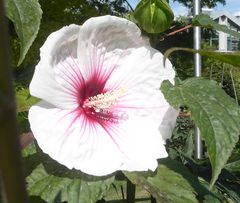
left=28, top=15, right=178, bottom=176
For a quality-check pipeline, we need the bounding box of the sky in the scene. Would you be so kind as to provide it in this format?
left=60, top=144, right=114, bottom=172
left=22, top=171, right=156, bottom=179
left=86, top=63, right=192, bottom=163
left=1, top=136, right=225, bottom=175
left=128, top=0, right=240, bottom=16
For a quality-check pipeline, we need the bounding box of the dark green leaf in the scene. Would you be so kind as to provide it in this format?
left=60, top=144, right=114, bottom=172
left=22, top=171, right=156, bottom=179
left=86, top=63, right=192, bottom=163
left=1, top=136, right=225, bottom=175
left=24, top=143, right=114, bottom=203
left=27, top=164, right=114, bottom=203
left=225, top=159, right=240, bottom=174
left=198, top=178, right=223, bottom=203
left=22, top=142, right=40, bottom=177
left=164, top=47, right=240, bottom=67
left=134, top=0, right=173, bottom=33
left=16, top=88, right=38, bottom=112
left=203, top=195, right=222, bottom=203
left=17, top=112, right=30, bottom=133
left=4, top=0, right=42, bottom=66
left=192, top=14, right=240, bottom=39
left=161, top=78, right=240, bottom=187
left=183, top=133, right=194, bottom=158
left=124, top=158, right=215, bottom=203
left=22, top=140, right=37, bottom=158
left=217, top=182, right=240, bottom=203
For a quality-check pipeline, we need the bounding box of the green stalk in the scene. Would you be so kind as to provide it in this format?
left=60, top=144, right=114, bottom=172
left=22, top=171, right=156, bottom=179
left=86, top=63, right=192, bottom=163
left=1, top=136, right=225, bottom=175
left=126, top=179, right=136, bottom=203
left=0, top=0, right=29, bottom=202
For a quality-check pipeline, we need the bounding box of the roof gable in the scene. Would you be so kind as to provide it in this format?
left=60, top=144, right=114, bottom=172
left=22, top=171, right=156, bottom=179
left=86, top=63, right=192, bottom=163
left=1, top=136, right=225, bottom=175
left=211, top=10, right=240, bottom=28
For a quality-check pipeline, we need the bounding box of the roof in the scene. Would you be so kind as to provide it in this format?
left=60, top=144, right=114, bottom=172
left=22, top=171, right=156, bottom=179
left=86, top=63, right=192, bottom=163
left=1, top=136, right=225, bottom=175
left=210, top=10, right=240, bottom=28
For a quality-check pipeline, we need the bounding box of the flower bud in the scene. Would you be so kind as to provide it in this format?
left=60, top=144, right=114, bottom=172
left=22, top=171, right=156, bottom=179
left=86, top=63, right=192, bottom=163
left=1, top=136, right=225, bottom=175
left=134, top=0, right=174, bottom=33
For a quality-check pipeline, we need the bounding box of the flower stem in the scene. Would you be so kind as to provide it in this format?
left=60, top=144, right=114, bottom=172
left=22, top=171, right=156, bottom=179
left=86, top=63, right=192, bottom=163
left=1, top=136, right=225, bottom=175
left=150, top=195, right=157, bottom=203
left=0, top=0, right=29, bottom=202
left=126, top=179, right=136, bottom=203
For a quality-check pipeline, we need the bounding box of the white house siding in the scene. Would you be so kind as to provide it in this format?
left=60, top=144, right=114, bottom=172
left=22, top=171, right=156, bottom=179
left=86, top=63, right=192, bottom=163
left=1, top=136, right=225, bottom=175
left=209, top=10, right=240, bottom=51
left=218, top=16, right=228, bottom=51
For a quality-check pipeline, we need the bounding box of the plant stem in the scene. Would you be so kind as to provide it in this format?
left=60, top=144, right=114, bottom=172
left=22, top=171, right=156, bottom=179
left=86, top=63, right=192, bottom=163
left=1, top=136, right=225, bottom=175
left=160, top=25, right=192, bottom=41
left=150, top=195, right=157, bottom=203
left=0, top=0, right=29, bottom=202
left=166, top=25, right=192, bottom=37
left=126, top=179, right=135, bottom=203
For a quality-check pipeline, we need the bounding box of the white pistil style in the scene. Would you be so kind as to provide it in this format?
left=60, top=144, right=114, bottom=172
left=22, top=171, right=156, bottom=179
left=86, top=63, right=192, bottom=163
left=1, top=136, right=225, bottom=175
left=83, top=87, right=126, bottom=111
left=83, top=87, right=128, bottom=122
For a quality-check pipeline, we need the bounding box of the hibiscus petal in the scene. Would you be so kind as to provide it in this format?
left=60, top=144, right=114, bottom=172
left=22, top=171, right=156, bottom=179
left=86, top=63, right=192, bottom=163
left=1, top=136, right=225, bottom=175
left=78, top=15, right=147, bottom=56
left=29, top=101, right=167, bottom=175
left=104, top=46, right=179, bottom=140
left=77, top=15, right=149, bottom=80
left=98, top=114, right=168, bottom=172
left=29, top=101, right=126, bottom=176
left=30, top=24, right=81, bottom=109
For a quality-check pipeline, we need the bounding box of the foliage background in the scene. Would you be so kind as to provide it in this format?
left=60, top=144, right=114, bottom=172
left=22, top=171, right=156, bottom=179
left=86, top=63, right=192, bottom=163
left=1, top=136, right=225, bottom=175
left=1, top=0, right=240, bottom=202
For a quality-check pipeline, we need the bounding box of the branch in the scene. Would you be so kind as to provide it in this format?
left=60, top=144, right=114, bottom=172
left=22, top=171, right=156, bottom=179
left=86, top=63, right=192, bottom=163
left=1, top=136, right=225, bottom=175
left=160, top=24, right=192, bottom=41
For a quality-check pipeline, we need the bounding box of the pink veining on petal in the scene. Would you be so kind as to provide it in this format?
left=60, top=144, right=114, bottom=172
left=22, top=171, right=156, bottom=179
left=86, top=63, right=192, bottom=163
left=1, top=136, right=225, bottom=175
left=54, top=46, right=165, bottom=142
left=54, top=44, right=129, bottom=128
left=53, top=40, right=169, bottom=164
left=56, top=59, right=85, bottom=98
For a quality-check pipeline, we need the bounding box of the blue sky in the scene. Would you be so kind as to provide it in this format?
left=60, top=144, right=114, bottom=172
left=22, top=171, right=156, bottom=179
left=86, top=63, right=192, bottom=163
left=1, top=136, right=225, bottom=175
left=128, top=0, right=240, bottom=16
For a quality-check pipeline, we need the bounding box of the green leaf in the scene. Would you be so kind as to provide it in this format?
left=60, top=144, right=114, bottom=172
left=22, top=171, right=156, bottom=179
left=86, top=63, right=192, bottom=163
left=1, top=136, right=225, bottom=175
left=27, top=164, right=114, bottom=203
left=198, top=178, right=224, bottom=203
left=24, top=143, right=114, bottom=203
left=22, top=138, right=37, bottom=157
left=225, top=159, right=240, bottom=174
left=134, top=0, right=173, bottom=33
left=4, top=0, right=42, bottom=66
left=164, top=47, right=240, bottom=67
left=124, top=158, right=215, bottom=203
left=217, top=183, right=240, bottom=203
left=17, top=112, right=30, bottom=133
left=16, top=88, right=38, bottom=112
left=192, top=14, right=240, bottom=39
left=23, top=144, right=114, bottom=203
left=183, top=133, right=194, bottom=158
left=161, top=78, right=240, bottom=188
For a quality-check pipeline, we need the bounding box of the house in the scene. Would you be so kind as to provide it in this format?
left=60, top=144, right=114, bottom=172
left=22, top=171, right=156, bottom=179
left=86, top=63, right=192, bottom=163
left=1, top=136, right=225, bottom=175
left=203, top=9, right=240, bottom=51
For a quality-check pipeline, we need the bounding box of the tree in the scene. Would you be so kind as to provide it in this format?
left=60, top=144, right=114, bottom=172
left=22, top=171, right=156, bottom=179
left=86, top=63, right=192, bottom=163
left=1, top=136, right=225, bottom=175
left=174, top=0, right=225, bottom=8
